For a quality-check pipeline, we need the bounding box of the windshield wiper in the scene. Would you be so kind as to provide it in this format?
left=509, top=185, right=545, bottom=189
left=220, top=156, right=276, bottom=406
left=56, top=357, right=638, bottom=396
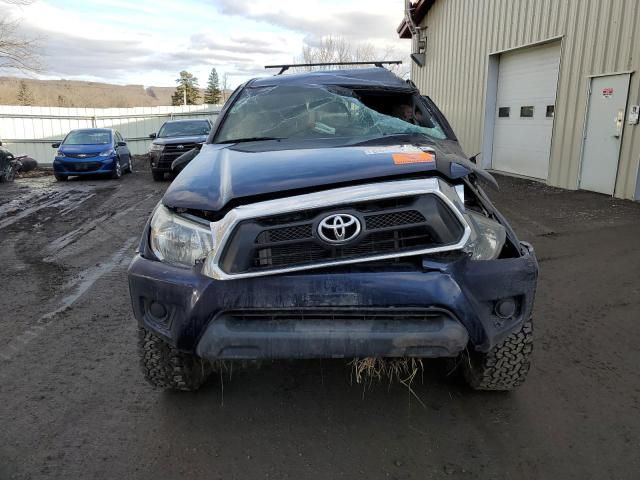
left=216, top=136, right=284, bottom=144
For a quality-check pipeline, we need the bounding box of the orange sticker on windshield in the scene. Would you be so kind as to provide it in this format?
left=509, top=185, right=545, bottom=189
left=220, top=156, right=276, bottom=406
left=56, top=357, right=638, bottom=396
left=392, top=152, right=435, bottom=165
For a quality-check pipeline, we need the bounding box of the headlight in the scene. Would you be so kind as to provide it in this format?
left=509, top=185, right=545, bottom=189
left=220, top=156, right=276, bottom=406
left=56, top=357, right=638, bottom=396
left=149, top=144, right=164, bottom=153
left=56, top=151, right=65, bottom=157
left=99, top=149, right=115, bottom=157
left=149, top=205, right=214, bottom=268
left=463, top=211, right=506, bottom=260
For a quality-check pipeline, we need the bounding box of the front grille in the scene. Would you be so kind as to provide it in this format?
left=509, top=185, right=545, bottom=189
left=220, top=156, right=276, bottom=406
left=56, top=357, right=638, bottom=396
left=259, top=197, right=418, bottom=227
left=156, top=144, right=198, bottom=168
left=163, top=143, right=197, bottom=153
left=255, top=226, right=434, bottom=267
left=365, top=210, right=426, bottom=229
left=64, top=152, right=99, bottom=159
left=256, top=224, right=313, bottom=244
left=255, top=210, right=426, bottom=246
left=220, top=194, right=465, bottom=275
left=63, top=161, right=102, bottom=172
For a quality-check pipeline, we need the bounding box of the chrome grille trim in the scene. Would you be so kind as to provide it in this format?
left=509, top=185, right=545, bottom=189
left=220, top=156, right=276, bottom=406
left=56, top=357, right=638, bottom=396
left=202, top=178, right=470, bottom=280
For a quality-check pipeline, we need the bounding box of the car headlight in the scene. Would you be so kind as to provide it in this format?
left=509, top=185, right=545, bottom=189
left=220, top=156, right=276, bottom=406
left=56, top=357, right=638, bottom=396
left=149, top=205, right=214, bottom=268
left=149, top=144, right=164, bottom=153
left=57, top=151, right=66, bottom=157
left=99, top=149, right=115, bottom=157
left=463, top=211, right=506, bottom=260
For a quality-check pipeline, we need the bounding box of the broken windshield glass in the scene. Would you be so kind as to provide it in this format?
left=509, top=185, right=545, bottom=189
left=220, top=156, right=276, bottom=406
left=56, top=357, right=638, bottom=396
left=214, top=85, right=447, bottom=144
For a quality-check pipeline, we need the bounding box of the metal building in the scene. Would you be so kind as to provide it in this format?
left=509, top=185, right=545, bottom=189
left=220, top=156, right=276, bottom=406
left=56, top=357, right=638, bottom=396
left=398, top=0, right=640, bottom=200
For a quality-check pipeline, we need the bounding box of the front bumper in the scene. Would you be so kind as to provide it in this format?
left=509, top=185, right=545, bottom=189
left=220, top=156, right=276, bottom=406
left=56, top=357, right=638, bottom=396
left=53, top=157, right=115, bottom=175
left=128, top=244, right=538, bottom=359
left=149, top=151, right=181, bottom=172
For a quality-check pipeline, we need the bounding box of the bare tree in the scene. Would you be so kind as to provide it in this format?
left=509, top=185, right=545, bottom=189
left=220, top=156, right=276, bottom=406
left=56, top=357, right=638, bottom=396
left=221, top=73, right=229, bottom=103
left=297, top=36, right=405, bottom=75
left=0, top=16, right=41, bottom=72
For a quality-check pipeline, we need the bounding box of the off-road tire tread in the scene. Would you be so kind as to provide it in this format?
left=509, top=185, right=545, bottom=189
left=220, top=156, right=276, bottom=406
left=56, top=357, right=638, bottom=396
left=138, top=327, right=209, bottom=391
left=463, top=320, right=533, bottom=391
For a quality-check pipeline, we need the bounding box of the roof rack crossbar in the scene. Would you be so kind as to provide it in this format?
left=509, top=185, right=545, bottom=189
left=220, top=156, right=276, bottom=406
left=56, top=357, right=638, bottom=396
left=264, top=61, right=403, bottom=75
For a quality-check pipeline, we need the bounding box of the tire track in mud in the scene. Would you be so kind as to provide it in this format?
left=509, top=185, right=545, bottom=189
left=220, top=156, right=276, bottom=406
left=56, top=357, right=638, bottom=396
left=0, top=186, right=98, bottom=230
left=0, top=176, right=160, bottom=370
left=0, top=237, right=137, bottom=366
left=42, top=192, right=155, bottom=262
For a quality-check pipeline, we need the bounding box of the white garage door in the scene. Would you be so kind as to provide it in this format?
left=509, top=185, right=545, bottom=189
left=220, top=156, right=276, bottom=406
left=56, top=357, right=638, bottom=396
left=492, top=42, right=561, bottom=179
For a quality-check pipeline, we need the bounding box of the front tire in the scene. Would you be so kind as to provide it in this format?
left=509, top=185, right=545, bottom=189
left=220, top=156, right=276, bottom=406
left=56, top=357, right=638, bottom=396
left=462, top=320, right=533, bottom=391
left=138, top=327, right=211, bottom=391
left=54, top=173, right=68, bottom=181
left=111, top=158, right=122, bottom=179
left=151, top=170, right=165, bottom=182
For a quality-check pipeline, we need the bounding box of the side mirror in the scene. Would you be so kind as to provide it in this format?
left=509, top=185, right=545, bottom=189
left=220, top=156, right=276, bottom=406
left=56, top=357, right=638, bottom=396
left=52, top=143, right=60, bottom=148
left=117, top=141, right=127, bottom=147
left=149, top=133, right=157, bottom=139
left=171, top=146, right=201, bottom=174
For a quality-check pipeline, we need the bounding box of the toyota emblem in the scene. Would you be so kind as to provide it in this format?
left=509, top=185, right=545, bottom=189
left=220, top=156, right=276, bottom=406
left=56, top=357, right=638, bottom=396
left=177, top=145, right=184, bottom=150
left=317, top=213, right=361, bottom=244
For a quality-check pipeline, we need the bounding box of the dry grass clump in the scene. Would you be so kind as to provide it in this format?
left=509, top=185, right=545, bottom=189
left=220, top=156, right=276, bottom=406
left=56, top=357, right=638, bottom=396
left=349, top=357, right=425, bottom=405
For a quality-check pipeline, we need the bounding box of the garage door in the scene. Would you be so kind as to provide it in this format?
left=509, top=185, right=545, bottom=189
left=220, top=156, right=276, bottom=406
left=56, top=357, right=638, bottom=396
left=492, top=42, right=561, bottom=179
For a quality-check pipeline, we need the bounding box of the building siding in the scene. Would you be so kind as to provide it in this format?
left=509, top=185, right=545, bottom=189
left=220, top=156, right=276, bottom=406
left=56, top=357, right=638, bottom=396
left=410, top=0, right=640, bottom=199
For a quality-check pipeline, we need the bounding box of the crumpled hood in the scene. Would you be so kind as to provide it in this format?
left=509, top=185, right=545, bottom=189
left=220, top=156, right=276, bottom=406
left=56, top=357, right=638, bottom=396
left=152, top=135, right=208, bottom=146
left=163, top=142, right=491, bottom=212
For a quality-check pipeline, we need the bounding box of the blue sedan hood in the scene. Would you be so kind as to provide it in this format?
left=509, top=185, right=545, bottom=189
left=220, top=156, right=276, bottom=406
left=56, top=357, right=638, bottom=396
left=163, top=142, right=491, bottom=212
left=59, top=144, right=111, bottom=154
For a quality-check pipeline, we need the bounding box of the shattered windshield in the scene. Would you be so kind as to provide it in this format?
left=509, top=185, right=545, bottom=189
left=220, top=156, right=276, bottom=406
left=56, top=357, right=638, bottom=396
left=215, top=85, right=447, bottom=144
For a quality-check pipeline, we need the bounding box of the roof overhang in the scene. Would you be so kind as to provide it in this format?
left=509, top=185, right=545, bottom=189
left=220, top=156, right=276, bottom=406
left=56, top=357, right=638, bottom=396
left=397, top=0, right=437, bottom=38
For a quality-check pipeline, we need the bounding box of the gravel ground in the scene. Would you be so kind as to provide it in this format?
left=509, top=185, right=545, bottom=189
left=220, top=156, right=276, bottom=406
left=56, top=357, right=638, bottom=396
left=1, top=164, right=639, bottom=480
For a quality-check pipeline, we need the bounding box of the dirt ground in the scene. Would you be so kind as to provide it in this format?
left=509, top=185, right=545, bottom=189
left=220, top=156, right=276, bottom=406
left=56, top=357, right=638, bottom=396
left=1, top=162, right=639, bottom=480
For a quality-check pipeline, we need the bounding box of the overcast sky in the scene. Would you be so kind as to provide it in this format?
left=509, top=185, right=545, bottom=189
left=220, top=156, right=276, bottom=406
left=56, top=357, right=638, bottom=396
left=1, top=0, right=409, bottom=88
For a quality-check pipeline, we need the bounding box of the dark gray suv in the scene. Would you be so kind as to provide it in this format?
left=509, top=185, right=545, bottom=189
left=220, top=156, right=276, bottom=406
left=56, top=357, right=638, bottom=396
left=148, top=119, right=212, bottom=181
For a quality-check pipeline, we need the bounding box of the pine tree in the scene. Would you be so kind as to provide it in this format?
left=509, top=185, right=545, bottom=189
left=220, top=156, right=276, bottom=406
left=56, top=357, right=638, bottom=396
left=17, top=80, right=34, bottom=106
left=171, top=71, right=200, bottom=106
left=203, top=68, right=221, bottom=104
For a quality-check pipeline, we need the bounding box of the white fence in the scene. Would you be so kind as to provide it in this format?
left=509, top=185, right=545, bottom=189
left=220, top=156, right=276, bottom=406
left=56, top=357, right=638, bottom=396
left=0, top=104, right=221, bottom=163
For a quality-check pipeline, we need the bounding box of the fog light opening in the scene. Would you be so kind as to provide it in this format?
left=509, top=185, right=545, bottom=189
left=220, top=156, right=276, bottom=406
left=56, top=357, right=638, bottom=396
left=148, top=301, right=167, bottom=320
left=495, top=298, right=516, bottom=319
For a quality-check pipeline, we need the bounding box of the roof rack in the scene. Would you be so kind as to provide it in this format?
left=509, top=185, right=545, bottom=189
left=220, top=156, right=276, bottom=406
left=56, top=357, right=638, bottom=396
left=264, top=61, right=403, bottom=75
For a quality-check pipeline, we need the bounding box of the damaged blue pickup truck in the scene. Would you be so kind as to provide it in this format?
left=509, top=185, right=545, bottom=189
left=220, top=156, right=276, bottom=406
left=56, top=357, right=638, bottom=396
left=128, top=66, right=538, bottom=392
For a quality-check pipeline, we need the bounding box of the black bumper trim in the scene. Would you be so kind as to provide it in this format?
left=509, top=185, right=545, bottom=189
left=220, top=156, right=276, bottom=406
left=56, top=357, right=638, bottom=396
left=195, top=308, right=468, bottom=359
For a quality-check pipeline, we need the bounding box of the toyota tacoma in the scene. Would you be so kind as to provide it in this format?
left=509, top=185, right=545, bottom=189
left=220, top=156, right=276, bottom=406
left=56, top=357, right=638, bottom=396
left=128, top=67, right=538, bottom=392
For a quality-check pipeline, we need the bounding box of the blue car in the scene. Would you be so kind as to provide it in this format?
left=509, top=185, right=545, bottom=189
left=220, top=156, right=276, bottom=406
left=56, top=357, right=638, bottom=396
left=52, top=128, right=132, bottom=181
left=128, top=66, right=538, bottom=392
